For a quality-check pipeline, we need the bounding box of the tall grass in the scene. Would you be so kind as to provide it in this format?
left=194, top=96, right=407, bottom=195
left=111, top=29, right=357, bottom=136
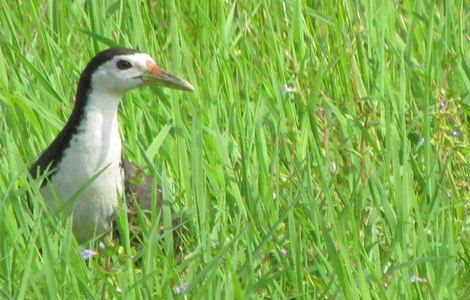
left=0, top=0, right=468, bottom=298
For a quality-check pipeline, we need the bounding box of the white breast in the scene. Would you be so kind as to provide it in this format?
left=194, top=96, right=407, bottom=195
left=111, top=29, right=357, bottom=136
left=41, top=91, right=124, bottom=243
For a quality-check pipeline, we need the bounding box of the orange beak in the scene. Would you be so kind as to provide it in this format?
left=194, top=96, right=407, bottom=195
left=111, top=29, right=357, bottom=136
left=142, top=61, right=194, bottom=91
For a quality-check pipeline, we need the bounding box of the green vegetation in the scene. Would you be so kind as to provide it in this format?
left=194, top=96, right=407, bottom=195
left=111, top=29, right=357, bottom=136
left=0, top=0, right=468, bottom=298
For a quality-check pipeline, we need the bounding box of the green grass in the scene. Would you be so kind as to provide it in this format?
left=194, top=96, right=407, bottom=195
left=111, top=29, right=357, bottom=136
left=1, top=0, right=469, bottom=298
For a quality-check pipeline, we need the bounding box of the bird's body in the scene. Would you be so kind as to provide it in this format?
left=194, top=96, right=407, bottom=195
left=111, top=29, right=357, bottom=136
left=30, top=48, right=193, bottom=243
left=39, top=89, right=124, bottom=242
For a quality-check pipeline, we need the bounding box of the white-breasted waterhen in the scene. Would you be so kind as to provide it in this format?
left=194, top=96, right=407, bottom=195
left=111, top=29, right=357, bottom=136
left=30, top=48, right=194, bottom=243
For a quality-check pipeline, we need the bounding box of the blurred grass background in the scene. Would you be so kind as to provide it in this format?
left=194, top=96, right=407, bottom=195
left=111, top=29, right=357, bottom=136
left=0, top=0, right=468, bottom=298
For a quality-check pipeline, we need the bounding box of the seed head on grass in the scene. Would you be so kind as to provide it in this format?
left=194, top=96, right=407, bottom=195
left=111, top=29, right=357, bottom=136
left=409, top=275, right=427, bottom=283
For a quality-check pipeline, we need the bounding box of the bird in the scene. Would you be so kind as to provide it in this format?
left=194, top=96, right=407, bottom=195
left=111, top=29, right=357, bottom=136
left=29, top=47, right=194, bottom=243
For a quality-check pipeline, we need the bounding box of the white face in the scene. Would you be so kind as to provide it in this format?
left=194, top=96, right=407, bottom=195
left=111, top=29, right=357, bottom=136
left=90, top=53, right=156, bottom=95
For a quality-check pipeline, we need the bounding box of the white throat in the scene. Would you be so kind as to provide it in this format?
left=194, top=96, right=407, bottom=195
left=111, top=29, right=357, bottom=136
left=80, top=89, right=122, bottom=166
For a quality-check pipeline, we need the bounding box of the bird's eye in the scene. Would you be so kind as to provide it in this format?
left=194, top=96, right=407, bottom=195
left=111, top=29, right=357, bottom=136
left=116, top=60, right=132, bottom=70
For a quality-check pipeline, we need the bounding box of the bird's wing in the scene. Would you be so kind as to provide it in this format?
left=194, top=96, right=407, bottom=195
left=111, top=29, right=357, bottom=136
left=121, top=159, right=163, bottom=213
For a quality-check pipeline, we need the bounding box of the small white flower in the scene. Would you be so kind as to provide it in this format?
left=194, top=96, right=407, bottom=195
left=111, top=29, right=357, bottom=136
left=282, top=85, right=296, bottom=94
left=417, top=137, right=425, bottom=148
left=173, top=283, right=188, bottom=294
left=281, top=248, right=288, bottom=256
left=80, top=249, right=97, bottom=260
left=116, top=287, right=122, bottom=293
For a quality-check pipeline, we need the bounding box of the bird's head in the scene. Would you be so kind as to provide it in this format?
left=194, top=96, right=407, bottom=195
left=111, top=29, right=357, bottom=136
left=80, top=48, right=194, bottom=96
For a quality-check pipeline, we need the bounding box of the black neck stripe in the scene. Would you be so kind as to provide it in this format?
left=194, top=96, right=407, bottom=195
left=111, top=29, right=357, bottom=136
left=30, top=48, right=140, bottom=179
